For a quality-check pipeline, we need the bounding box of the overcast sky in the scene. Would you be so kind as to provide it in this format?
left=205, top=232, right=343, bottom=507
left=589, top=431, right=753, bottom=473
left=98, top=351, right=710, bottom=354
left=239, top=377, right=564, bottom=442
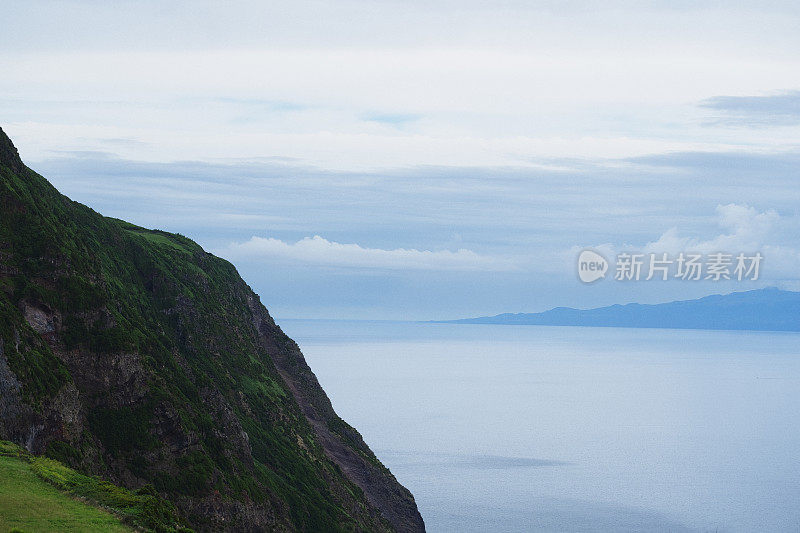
left=3, top=1, right=800, bottom=319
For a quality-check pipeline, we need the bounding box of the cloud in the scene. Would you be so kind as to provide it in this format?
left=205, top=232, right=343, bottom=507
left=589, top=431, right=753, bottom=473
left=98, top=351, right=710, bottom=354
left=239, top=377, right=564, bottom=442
left=644, top=204, right=778, bottom=254
left=98, top=137, right=150, bottom=148
left=627, top=151, right=800, bottom=173
left=701, top=90, right=800, bottom=127
left=218, top=235, right=517, bottom=271
left=574, top=204, right=800, bottom=282
left=361, top=112, right=421, bottom=127
left=642, top=204, right=800, bottom=278
left=31, top=150, right=800, bottom=275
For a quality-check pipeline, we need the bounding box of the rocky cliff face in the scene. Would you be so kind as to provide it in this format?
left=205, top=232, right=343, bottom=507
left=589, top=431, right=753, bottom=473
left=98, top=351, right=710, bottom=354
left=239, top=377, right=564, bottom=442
left=0, top=128, right=424, bottom=532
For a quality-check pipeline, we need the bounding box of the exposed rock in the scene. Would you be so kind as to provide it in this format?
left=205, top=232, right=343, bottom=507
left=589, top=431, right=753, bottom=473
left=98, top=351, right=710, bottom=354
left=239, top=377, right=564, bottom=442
left=21, top=300, right=59, bottom=335
left=0, top=339, right=33, bottom=444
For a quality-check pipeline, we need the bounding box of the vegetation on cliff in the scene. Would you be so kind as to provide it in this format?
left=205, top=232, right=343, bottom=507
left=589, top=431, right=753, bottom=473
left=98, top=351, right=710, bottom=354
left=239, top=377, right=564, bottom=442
left=0, top=440, right=187, bottom=532
left=0, top=128, right=423, bottom=532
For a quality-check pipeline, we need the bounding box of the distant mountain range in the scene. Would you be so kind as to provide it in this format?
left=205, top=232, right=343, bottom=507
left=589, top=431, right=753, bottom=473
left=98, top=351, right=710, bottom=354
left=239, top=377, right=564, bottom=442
left=445, top=288, right=800, bottom=332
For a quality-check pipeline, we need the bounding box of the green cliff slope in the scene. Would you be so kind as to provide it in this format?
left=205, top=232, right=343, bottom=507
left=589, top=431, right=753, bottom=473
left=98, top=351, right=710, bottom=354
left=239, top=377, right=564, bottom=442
left=0, top=451, right=131, bottom=533
left=0, top=440, right=186, bottom=532
left=0, top=128, right=424, bottom=532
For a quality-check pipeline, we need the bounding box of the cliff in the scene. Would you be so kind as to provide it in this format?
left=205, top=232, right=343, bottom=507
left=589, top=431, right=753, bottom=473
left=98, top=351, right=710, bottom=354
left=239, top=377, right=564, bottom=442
left=0, top=128, right=424, bottom=532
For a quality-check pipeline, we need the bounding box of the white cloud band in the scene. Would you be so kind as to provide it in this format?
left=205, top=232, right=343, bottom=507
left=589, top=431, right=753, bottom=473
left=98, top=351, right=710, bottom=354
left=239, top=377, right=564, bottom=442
left=218, top=235, right=516, bottom=272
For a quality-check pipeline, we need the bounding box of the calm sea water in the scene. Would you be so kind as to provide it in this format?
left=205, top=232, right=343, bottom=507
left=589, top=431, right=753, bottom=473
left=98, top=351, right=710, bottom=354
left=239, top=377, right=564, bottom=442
left=279, top=320, right=800, bottom=533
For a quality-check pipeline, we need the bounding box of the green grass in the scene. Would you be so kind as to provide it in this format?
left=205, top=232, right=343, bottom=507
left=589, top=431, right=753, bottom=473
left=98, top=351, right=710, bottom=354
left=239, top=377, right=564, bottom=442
left=0, top=449, right=130, bottom=532
left=123, top=228, right=192, bottom=254
left=0, top=442, right=189, bottom=533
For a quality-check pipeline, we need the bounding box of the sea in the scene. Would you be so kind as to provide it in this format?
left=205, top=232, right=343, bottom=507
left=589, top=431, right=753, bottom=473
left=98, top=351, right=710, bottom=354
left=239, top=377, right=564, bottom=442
left=279, top=320, right=800, bottom=532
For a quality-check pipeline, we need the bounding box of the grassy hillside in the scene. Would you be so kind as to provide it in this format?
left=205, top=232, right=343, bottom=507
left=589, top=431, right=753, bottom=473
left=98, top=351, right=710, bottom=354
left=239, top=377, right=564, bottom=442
left=0, top=127, right=423, bottom=531
left=0, top=440, right=186, bottom=532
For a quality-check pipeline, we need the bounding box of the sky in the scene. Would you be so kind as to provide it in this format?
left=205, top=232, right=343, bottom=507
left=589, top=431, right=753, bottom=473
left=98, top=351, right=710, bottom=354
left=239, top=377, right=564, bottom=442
left=2, top=1, right=800, bottom=319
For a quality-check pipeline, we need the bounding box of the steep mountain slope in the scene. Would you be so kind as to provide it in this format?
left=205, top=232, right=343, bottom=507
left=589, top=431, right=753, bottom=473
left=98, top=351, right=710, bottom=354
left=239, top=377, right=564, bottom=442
left=448, top=288, right=800, bottom=331
left=0, top=128, right=424, bottom=532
